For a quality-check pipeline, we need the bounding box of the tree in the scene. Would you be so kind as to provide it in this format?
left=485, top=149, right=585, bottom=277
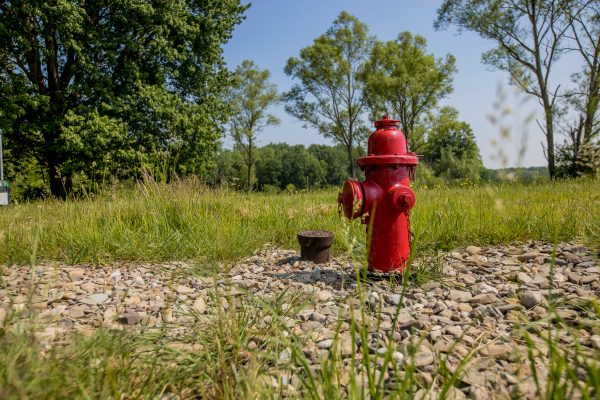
left=0, top=0, right=247, bottom=197
left=307, top=144, right=349, bottom=186
left=228, top=60, right=280, bottom=192
left=555, top=117, right=600, bottom=177
left=423, top=107, right=484, bottom=180
left=214, top=148, right=245, bottom=188
left=255, top=143, right=326, bottom=190
left=284, top=11, right=372, bottom=178
left=435, top=0, right=586, bottom=179
left=558, top=1, right=600, bottom=177
left=361, top=32, right=456, bottom=153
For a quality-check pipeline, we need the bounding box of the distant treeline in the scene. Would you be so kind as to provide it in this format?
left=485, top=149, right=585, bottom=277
left=483, top=167, right=549, bottom=183
left=215, top=143, right=360, bottom=191
left=213, top=142, right=548, bottom=192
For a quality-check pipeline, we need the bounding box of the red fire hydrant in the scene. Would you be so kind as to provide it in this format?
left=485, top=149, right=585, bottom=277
left=338, top=115, right=418, bottom=273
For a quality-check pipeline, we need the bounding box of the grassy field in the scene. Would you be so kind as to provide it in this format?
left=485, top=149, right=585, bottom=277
left=0, top=178, right=598, bottom=266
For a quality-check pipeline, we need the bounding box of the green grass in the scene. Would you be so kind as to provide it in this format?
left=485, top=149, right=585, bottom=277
left=0, top=178, right=598, bottom=266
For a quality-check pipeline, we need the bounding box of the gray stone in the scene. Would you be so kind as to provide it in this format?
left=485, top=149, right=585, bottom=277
left=446, top=325, right=463, bottom=337
left=447, top=387, right=467, bottom=400
left=471, top=293, right=499, bottom=305
left=392, top=351, right=404, bottom=364
left=80, top=293, right=109, bottom=305
left=279, top=348, right=291, bottom=363
left=103, top=308, right=116, bottom=323
left=517, top=272, right=532, bottom=284
left=310, top=312, right=327, bottom=323
left=449, top=290, right=472, bottom=302
left=581, top=275, right=598, bottom=284
left=315, top=290, right=332, bottom=302
left=69, top=308, right=86, bottom=318
left=414, top=351, right=435, bottom=367
left=68, top=268, right=86, bottom=281
left=368, top=291, right=381, bottom=306
left=590, top=335, right=600, bottom=350
left=176, top=285, right=194, bottom=294
left=384, top=293, right=402, bottom=306
left=297, top=309, right=313, bottom=321
left=475, top=282, right=498, bottom=295
left=399, top=320, right=423, bottom=331
left=520, top=290, right=543, bottom=308
left=193, top=297, right=207, bottom=314
left=339, top=336, right=354, bottom=356
left=110, top=270, right=121, bottom=283
left=118, top=312, right=143, bottom=325
left=301, top=321, right=322, bottom=331
left=469, top=385, right=489, bottom=400
left=132, top=276, right=145, bottom=286
left=466, top=246, right=482, bottom=256
left=517, top=252, right=540, bottom=261
left=480, top=343, right=512, bottom=358
left=430, top=329, right=442, bottom=341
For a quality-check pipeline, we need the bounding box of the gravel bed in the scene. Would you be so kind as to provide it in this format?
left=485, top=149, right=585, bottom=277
left=1, top=241, right=599, bottom=398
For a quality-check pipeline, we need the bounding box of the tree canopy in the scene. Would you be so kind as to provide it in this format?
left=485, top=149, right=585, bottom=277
left=435, top=0, right=592, bottom=178
left=228, top=60, right=280, bottom=191
left=423, top=107, right=484, bottom=180
left=0, top=0, right=247, bottom=197
left=361, top=32, right=456, bottom=153
left=284, top=11, right=372, bottom=178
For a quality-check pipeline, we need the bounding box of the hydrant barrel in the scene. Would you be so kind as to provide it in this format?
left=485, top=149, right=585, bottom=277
left=337, top=115, right=418, bottom=273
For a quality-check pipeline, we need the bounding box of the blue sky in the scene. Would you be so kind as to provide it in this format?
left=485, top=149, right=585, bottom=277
left=223, top=0, right=578, bottom=168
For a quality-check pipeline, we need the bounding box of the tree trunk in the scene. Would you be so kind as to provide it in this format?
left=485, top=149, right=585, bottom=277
left=545, top=107, right=556, bottom=179
left=246, top=163, right=252, bottom=192
left=247, top=138, right=253, bottom=192
left=583, top=81, right=598, bottom=145
left=347, top=146, right=356, bottom=179
left=46, top=154, right=70, bottom=199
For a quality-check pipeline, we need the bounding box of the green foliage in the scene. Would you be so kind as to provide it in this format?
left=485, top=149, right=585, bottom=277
left=255, top=143, right=325, bottom=190
left=483, top=166, right=549, bottom=183
left=361, top=32, right=456, bottom=152
left=229, top=60, right=280, bottom=191
left=307, top=144, right=352, bottom=186
left=216, top=143, right=356, bottom=191
left=284, top=11, right=372, bottom=178
left=433, top=149, right=483, bottom=181
left=214, top=149, right=245, bottom=188
left=423, top=107, right=483, bottom=180
left=2, top=153, right=49, bottom=200
left=0, top=0, right=247, bottom=197
left=556, top=139, right=600, bottom=178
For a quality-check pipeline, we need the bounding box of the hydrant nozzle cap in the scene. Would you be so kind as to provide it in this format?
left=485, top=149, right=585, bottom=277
left=374, top=115, right=400, bottom=129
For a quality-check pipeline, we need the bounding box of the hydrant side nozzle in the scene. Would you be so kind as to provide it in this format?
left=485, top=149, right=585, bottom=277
left=338, top=179, right=364, bottom=220
left=390, top=184, right=416, bottom=212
